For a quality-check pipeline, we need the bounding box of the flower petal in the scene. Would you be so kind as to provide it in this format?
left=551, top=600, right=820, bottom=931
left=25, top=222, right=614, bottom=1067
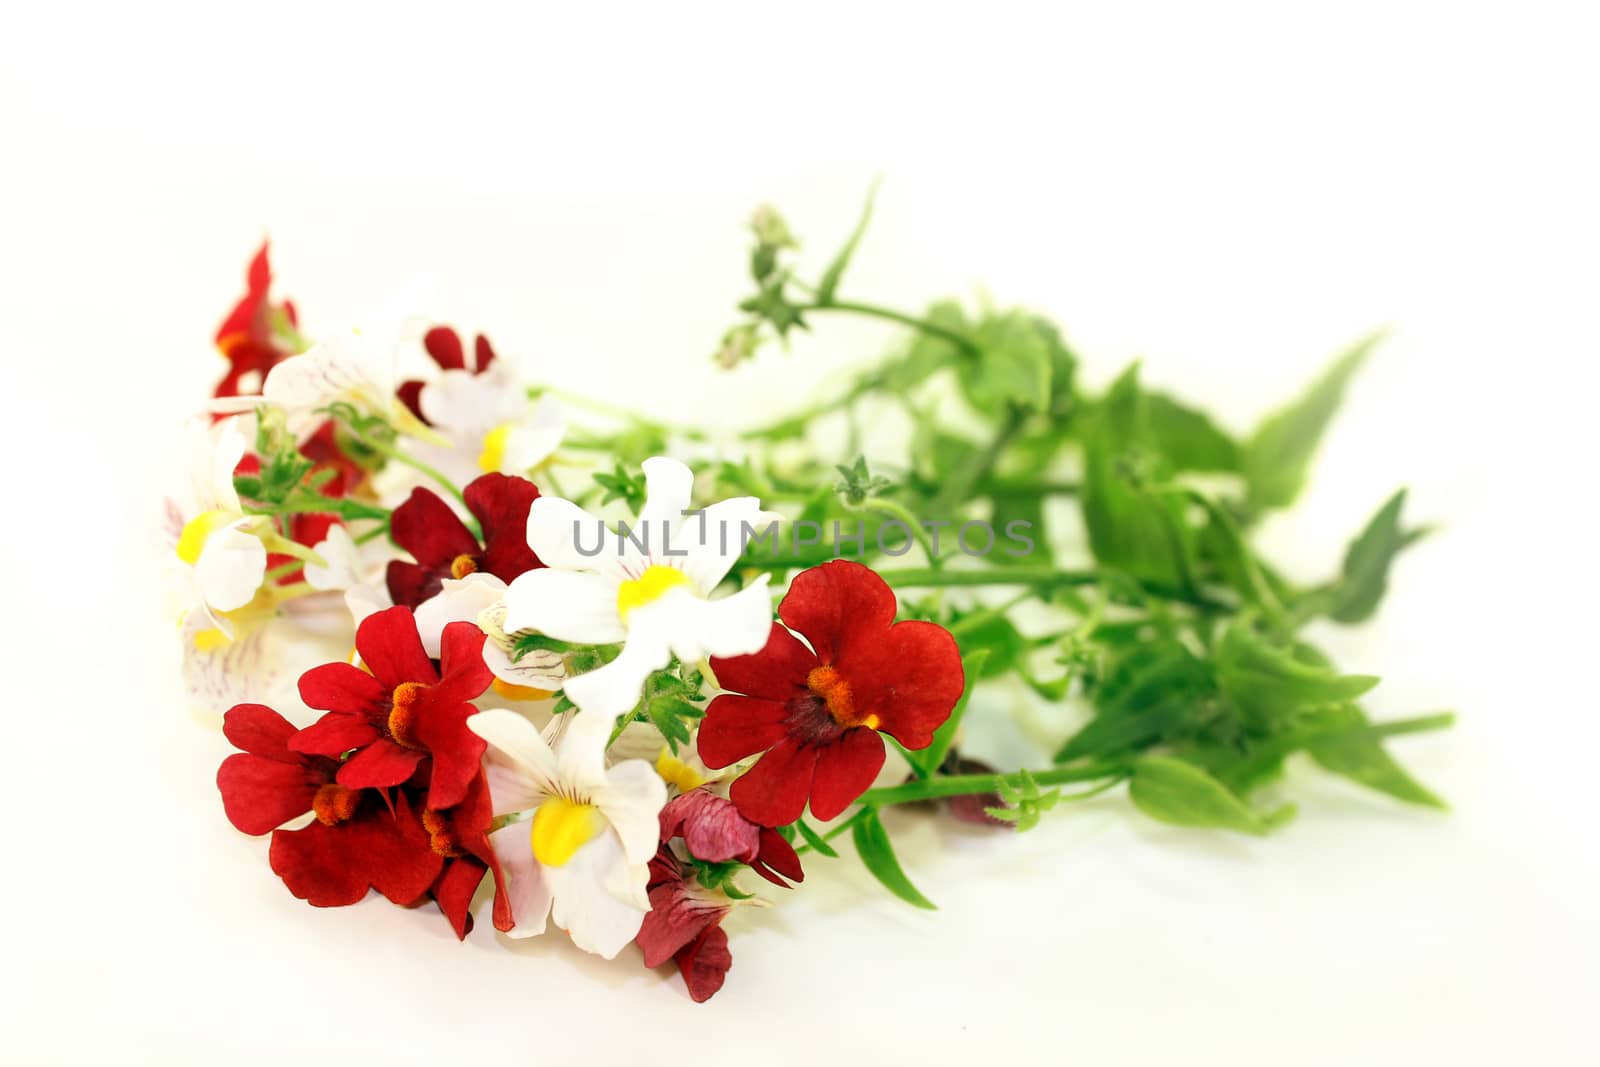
left=673, top=495, right=771, bottom=593
left=840, top=619, right=965, bottom=750
left=525, top=495, right=623, bottom=576
left=290, top=711, right=381, bottom=757
left=808, top=729, right=886, bottom=821
left=390, top=485, right=480, bottom=570
left=464, top=473, right=543, bottom=582
left=217, top=753, right=320, bottom=835
left=546, top=830, right=648, bottom=959
left=195, top=520, right=267, bottom=613
left=335, top=738, right=426, bottom=792
left=709, top=622, right=816, bottom=701
left=298, top=661, right=386, bottom=716
left=501, top=568, right=625, bottom=644
left=221, top=703, right=300, bottom=762
left=489, top=821, right=552, bottom=937
left=355, top=606, right=438, bottom=690
left=468, top=708, right=559, bottom=812
left=777, top=560, right=898, bottom=664
left=559, top=630, right=670, bottom=719
left=434, top=620, right=495, bottom=704
left=675, top=924, right=733, bottom=1003
left=727, top=737, right=819, bottom=827
left=638, top=876, right=725, bottom=968
left=412, top=574, right=507, bottom=659
left=695, top=695, right=789, bottom=769
left=432, top=856, right=486, bottom=941
left=596, top=759, right=669, bottom=865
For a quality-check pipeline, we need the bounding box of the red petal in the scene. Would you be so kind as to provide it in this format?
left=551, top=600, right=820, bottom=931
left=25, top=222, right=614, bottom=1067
left=840, top=620, right=964, bottom=750
left=355, top=607, right=438, bottom=690
left=808, top=729, right=886, bottom=821
left=638, top=877, right=726, bottom=969
left=465, top=474, right=542, bottom=581
left=696, top=695, right=790, bottom=769
left=727, top=737, right=818, bottom=828
left=390, top=487, right=480, bottom=570
left=709, top=623, right=815, bottom=701
left=270, top=794, right=441, bottom=907
left=777, top=561, right=898, bottom=664
left=432, top=857, right=486, bottom=940
left=385, top=559, right=439, bottom=611
left=396, top=380, right=430, bottom=426
left=751, top=827, right=805, bottom=886
left=411, top=697, right=486, bottom=810
left=423, top=326, right=466, bottom=371
left=435, top=621, right=494, bottom=705
left=675, top=924, right=733, bottom=1003
left=297, top=661, right=386, bottom=717
left=473, top=334, right=496, bottom=372
left=221, top=703, right=299, bottom=762
left=290, top=711, right=381, bottom=757
left=661, top=790, right=761, bottom=863
left=336, top=739, right=427, bottom=792
left=217, top=753, right=319, bottom=835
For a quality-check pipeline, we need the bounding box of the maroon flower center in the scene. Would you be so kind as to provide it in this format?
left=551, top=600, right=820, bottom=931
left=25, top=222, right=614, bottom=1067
left=387, top=682, right=430, bottom=749
left=311, top=783, right=360, bottom=826
left=782, top=665, right=879, bottom=745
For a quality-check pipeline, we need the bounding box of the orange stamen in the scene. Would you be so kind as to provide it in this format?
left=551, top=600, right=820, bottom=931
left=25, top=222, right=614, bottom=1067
left=311, top=783, right=359, bottom=826
left=808, top=665, right=877, bottom=730
left=387, top=681, right=429, bottom=748
left=449, top=554, right=478, bottom=579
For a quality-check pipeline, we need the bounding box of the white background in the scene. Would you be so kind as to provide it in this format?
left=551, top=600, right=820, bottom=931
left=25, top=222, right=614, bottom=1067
left=3, top=3, right=1597, bottom=1064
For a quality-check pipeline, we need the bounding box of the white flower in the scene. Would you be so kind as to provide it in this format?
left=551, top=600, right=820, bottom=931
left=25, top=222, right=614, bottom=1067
left=407, top=573, right=566, bottom=693
left=469, top=707, right=667, bottom=958
left=166, top=417, right=267, bottom=635
left=502, top=457, right=774, bottom=718
left=302, top=525, right=361, bottom=592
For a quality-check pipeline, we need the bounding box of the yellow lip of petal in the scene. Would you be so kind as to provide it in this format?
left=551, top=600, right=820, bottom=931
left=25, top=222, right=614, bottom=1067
left=176, top=509, right=237, bottom=565
left=529, top=796, right=607, bottom=867
left=655, top=749, right=707, bottom=793
left=478, top=423, right=515, bottom=473
left=492, top=678, right=555, bottom=701
left=616, top=565, right=693, bottom=622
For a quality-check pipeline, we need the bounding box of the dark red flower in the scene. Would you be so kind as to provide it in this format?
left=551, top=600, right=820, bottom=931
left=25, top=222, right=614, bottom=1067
left=637, top=790, right=803, bottom=1002
left=216, top=703, right=442, bottom=909
left=291, top=607, right=492, bottom=810
left=213, top=241, right=299, bottom=399
left=397, top=326, right=499, bottom=425
left=419, top=770, right=512, bottom=939
left=699, top=561, right=965, bottom=827
left=385, top=473, right=543, bottom=608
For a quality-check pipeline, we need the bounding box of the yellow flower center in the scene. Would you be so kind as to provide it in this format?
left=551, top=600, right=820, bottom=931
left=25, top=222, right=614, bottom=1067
left=529, top=796, right=607, bottom=867
left=655, top=749, right=707, bottom=793
left=616, top=565, right=693, bottom=621
left=176, top=509, right=235, bottom=565
left=477, top=423, right=515, bottom=473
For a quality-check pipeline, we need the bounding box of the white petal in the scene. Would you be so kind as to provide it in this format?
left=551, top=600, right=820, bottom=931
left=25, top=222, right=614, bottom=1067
left=412, top=573, right=507, bottom=657
left=206, top=418, right=248, bottom=513
left=636, top=577, right=773, bottom=663
left=343, top=581, right=392, bottom=628
left=552, top=706, right=618, bottom=797
left=546, top=830, right=648, bottom=959
left=489, top=822, right=552, bottom=939
left=420, top=369, right=499, bottom=433
left=525, top=496, right=623, bottom=576
left=560, top=629, right=671, bottom=719
left=194, top=521, right=267, bottom=613
left=672, top=495, right=770, bottom=593
left=501, top=568, right=625, bottom=644
left=469, top=709, right=558, bottom=813
left=596, top=759, right=669, bottom=865
left=304, top=525, right=361, bottom=592
left=639, top=456, right=695, bottom=530
left=483, top=637, right=566, bottom=691
left=501, top=420, right=564, bottom=472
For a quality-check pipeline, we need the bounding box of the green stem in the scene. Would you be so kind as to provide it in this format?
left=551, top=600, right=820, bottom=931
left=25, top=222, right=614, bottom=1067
left=795, top=808, right=873, bottom=854
left=801, top=300, right=980, bottom=358
left=850, top=496, right=939, bottom=567
left=875, top=566, right=1100, bottom=589
left=263, top=560, right=306, bottom=583
left=859, top=761, right=1127, bottom=807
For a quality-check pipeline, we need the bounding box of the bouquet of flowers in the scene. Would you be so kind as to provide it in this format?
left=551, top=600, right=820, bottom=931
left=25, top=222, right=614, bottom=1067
left=171, top=198, right=1450, bottom=1002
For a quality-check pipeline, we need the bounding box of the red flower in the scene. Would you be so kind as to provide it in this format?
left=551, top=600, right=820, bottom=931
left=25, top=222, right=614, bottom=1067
left=386, top=473, right=543, bottom=608
left=213, top=241, right=298, bottom=399
left=699, top=561, right=965, bottom=827
left=637, top=790, right=803, bottom=1002
left=291, top=607, right=492, bottom=810
left=397, top=326, right=499, bottom=425
left=217, top=702, right=507, bottom=937
left=216, top=703, right=441, bottom=909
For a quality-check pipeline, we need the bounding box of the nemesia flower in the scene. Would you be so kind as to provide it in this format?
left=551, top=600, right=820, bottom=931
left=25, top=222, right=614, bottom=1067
left=168, top=416, right=268, bottom=633
left=291, top=607, right=492, bottom=810
left=636, top=790, right=803, bottom=1002
left=386, top=473, right=543, bottom=609
left=468, top=707, right=667, bottom=958
left=502, top=457, right=774, bottom=718
left=213, top=241, right=299, bottom=399
left=698, top=560, right=965, bottom=827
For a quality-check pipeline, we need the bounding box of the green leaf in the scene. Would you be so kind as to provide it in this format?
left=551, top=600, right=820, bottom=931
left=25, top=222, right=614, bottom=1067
left=793, top=818, right=839, bottom=858
left=1079, top=364, right=1198, bottom=591
left=917, top=650, right=989, bottom=776
left=850, top=809, right=937, bottom=909
left=1129, top=756, right=1270, bottom=835
left=1146, top=393, right=1239, bottom=472
left=1326, top=489, right=1427, bottom=624
left=815, top=180, right=878, bottom=305
left=1306, top=706, right=1445, bottom=808
left=1214, top=625, right=1379, bottom=732
left=1242, top=332, right=1380, bottom=513
left=955, top=310, right=1055, bottom=415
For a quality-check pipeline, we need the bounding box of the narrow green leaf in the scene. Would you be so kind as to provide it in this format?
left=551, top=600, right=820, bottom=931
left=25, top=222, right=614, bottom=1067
left=1307, top=706, right=1446, bottom=808
left=1242, top=332, right=1381, bottom=513
left=1326, top=488, right=1427, bottom=624
left=1129, top=756, right=1269, bottom=835
left=1214, top=625, right=1379, bottom=731
left=794, top=818, right=839, bottom=858
left=851, top=809, right=937, bottom=909
left=815, top=180, right=879, bottom=306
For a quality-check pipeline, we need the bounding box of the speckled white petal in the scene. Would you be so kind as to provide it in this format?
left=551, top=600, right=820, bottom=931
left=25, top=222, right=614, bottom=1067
left=483, top=636, right=566, bottom=691
left=489, top=822, right=552, bottom=939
